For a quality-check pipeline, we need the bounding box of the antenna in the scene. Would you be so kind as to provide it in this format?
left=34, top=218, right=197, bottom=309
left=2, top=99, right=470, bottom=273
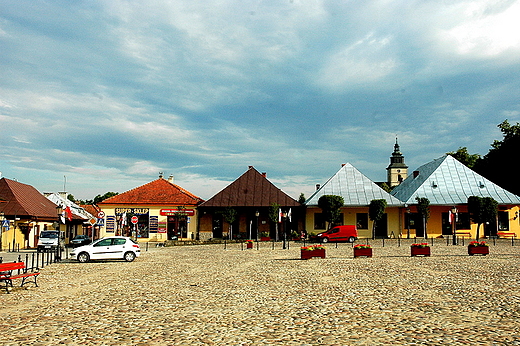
left=64, top=175, right=67, bottom=192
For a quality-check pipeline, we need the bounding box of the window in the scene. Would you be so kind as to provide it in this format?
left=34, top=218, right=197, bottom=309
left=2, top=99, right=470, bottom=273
left=314, top=213, right=325, bottom=230
left=356, top=213, right=368, bottom=229
left=456, top=212, right=471, bottom=230
left=95, top=239, right=112, bottom=247
left=113, top=238, right=126, bottom=245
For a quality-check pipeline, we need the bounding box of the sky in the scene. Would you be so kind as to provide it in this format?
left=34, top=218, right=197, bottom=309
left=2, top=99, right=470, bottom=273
left=1, top=0, right=520, bottom=202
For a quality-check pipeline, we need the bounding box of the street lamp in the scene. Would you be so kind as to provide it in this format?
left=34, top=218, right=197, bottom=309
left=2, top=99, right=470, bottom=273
left=255, top=210, right=259, bottom=243
left=451, top=206, right=458, bottom=245
left=282, top=210, right=287, bottom=249
left=56, top=205, right=63, bottom=260
left=405, top=206, right=411, bottom=239
left=0, top=211, right=4, bottom=251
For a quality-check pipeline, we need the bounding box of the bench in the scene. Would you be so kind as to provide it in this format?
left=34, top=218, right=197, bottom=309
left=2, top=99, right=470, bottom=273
left=497, top=232, right=516, bottom=238
left=0, top=262, right=40, bottom=294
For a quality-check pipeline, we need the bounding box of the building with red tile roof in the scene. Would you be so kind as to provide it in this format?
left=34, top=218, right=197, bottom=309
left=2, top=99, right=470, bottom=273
left=98, top=174, right=204, bottom=241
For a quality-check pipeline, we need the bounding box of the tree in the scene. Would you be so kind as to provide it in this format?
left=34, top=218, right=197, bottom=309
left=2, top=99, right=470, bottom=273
left=415, top=197, right=430, bottom=238
left=468, top=196, right=498, bottom=240
left=446, top=147, right=480, bottom=169
left=474, top=120, right=520, bottom=196
left=268, top=203, right=281, bottom=241
left=93, top=192, right=119, bottom=204
left=317, top=195, right=344, bottom=230
left=222, top=207, right=237, bottom=240
left=369, top=199, right=387, bottom=239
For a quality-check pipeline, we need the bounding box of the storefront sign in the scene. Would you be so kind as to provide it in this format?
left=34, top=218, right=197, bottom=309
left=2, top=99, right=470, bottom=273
left=160, top=209, right=195, bottom=216
left=158, top=221, right=167, bottom=233
left=115, top=208, right=149, bottom=215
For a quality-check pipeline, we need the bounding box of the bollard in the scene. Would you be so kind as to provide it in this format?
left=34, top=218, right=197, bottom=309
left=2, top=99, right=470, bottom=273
left=382, top=238, right=385, bottom=247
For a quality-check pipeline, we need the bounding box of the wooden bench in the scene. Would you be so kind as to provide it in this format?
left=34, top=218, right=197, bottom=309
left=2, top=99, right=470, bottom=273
left=0, top=262, right=40, bottom=294
left=497, top=232, right=516, bottom=238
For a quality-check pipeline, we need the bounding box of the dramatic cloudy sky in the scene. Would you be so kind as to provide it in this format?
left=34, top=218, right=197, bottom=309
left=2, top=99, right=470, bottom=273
left=1, top=0, right=519, bottom=201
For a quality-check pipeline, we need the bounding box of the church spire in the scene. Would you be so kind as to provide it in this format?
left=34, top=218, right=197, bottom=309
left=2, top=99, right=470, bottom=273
left=387, top=137, right=408, bottom=187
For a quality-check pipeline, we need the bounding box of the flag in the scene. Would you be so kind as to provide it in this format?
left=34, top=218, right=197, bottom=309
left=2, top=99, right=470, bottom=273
left=65, top=206, right=73, bottom=222
left=287, top=208, right=292, bottom=222
left=278, top=208, right=282, bottom=223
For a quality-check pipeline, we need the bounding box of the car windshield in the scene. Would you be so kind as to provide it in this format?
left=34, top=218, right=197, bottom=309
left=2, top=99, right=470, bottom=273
left=40, top=232, right=58, bottom=238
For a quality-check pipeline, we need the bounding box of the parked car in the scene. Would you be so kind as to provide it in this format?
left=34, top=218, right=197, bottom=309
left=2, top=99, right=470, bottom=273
left=70, top=236, right=141, bottom=263
left=37, top=230, right=65, bottom=252
left=316, top=225, right=358, bottom=243
left=69, top=235, right=91, bottom=247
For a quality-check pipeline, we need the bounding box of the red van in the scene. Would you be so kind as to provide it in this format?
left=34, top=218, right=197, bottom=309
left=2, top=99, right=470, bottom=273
left=317, top=225, right=358, bottom=243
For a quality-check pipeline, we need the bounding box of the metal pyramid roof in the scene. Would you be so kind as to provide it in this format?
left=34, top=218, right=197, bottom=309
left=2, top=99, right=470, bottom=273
left=305, top=163, right=403, bottom=207
left=391, top=155, right=520, bottom=205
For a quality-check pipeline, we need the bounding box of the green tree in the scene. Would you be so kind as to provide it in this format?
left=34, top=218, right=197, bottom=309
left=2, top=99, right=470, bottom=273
left=474, top=120, right=520, bottom=196
left=93, top=192, right=119, bottom=204
left=468, top=196, right=498, bottom=240
left=369, top=199, right=387, bottom=239
left=268, top=203, right=281, bottom=240
left=446, top=147, right=480, bottom=169
left=415, top=197, right=430, bottom=238
left=222, top=207, right=237, bottom=240
left=318, top=195, right=344, bottom=229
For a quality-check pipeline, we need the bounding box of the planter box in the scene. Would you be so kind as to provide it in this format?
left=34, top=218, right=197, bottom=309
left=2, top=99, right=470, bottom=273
left=301, top=249, right=326, bottom=260
left=260, top=237, right=271, bottom=242
left=354, top=248, right=373, bottom=258
left=246, top=242, right=253, bottom=249
left=411, top=247, right=430, bottom=257
left=468, top=246, right=489, bottom=256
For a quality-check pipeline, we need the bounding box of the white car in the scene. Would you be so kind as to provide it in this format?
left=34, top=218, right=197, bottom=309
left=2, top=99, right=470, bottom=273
left=70, top=236, right=141, bottom=263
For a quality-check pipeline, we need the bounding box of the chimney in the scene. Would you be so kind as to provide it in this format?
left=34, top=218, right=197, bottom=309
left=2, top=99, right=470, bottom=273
left=316, top=184, right=321, bottom=190
left=248, top=166, right=254, bottom=169
left=159, top=172, right=164, bottom=179
left=413, top=171, right=419, bottom=178
left=59, top=191, right=67, bottom=200
left=168, top=175, right=174, bottom=183
left=262, top=172, right=267, bottom=178
left=341, top=163, right=346, bottom=167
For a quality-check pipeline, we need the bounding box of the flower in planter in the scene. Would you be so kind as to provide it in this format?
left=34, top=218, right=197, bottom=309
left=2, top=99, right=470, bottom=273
left=469, top=241, right=488, bottom=247
left=411, top=243, right=430, bottom=248
left=301, top=245, right=325, bottom=251
left=245, top=240, right=254, bottom=244
left=354, top=244, right=372, bottom=249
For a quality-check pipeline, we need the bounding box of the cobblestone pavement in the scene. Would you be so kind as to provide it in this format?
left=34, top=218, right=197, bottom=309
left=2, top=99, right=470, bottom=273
left=1, top=241, right=520, bottom=345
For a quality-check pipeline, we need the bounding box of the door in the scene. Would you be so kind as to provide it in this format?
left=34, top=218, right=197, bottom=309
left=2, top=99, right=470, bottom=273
left=374, top=214, right=388, bottom=238
left=91, top=238, right=116, bottom=259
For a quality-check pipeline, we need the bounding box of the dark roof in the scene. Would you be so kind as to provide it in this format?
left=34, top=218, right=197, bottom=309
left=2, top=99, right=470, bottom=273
left=0, top=178, right=58, bottom=220
left=200, top=166, right=300, bottom=208
left=98, top=178, right=203, bottom=206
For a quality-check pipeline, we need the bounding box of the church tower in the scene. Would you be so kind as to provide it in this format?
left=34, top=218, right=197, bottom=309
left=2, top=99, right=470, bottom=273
left=387, top=138, right=408, bottom=187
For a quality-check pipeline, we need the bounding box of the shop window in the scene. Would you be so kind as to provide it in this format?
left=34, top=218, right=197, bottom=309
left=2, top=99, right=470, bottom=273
left=314, top=213, right=325, bottom=230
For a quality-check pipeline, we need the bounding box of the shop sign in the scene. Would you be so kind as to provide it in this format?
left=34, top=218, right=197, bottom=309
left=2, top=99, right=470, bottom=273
left=160, top=209, right=195, bottom=216
left=115, top=208, right=149, bottom=215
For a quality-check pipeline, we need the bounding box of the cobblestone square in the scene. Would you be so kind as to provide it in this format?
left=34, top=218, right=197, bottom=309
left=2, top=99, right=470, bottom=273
left=1, top=241, right=520, bottom=345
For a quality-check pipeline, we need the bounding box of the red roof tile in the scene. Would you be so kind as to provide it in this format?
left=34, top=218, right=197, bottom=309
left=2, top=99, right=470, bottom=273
left=0, top=178, right=58, bottom=220
left=98, top=178, right=203, bottom=206
left=200, top=166, right=300, bottom=207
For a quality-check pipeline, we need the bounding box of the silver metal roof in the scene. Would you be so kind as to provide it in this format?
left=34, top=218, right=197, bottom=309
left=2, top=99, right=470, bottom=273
left=305, top=163, right=403, bottom=207
left=391, top=155, right=520, bottom=205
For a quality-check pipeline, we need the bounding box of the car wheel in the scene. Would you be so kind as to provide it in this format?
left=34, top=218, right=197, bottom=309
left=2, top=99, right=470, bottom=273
left=78, top=252, right=90, bottom=263
left=348, top=236, right=355, bottom=243
left=124, top=251, right=136, bottom=262
left=321, top=237, right=329, bottom=243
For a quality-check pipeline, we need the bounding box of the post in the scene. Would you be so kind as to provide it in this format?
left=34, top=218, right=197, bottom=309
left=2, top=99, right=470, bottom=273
left=451, top=207, right=458, bottom=246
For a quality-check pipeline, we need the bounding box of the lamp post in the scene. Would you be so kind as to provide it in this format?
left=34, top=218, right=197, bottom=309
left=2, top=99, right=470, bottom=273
left=255, top=210, right=259, bottom=242
left=405, top=206, right=411, bottom=239
left=282, top=211, right=287, bottom=249
left=56, top=205, right=63, bottom=261
left=451, top=206, right=458, bottom=245
left=0, top=211, right=4, bottom=251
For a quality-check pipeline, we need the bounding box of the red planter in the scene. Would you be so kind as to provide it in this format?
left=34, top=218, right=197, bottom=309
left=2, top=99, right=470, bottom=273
left=468, top=246, right=489, bottom=256
left=411, top=246, right=430, bottom=257
left=246, top=242, right=253, bottom=249
left=354, top=248, right=373, bottom=258
left=260, top=237, right=271, bottom=242
left=301, top=249, right=326, bottom=260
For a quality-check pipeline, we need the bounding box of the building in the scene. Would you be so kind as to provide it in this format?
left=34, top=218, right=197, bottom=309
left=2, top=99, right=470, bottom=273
left=0, top=178, right=60, bottom=250
left=44, top=192, right=95, bottom=241
left=387, top=138, right=408, bottom=187
left=391, top=155, right=520, bottom=238
left=198, top=166, right=302, bottom=241
left=97, top=174, right=204, bottom=241
left=305, top=163, right=404, bottom=238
